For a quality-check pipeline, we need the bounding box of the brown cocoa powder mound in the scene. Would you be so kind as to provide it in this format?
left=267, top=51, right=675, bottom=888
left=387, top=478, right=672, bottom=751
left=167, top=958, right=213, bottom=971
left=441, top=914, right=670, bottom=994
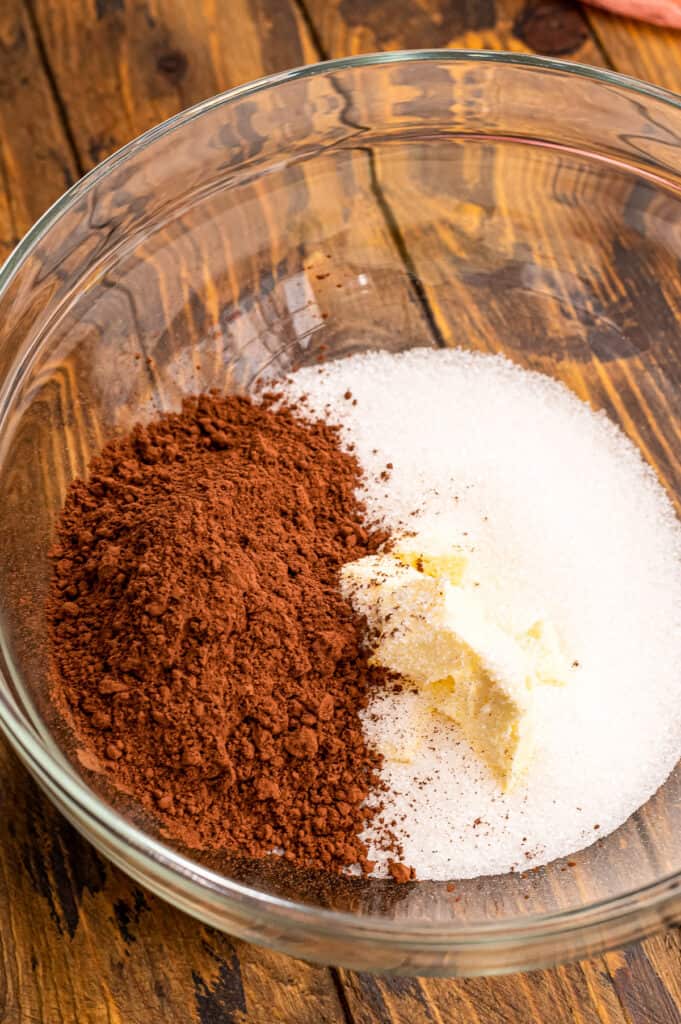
left=47, top=393, right=400, bottom=876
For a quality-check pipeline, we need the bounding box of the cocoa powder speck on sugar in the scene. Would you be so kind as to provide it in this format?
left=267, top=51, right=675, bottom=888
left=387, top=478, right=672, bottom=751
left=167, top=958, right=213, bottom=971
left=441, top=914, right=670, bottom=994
left=47, top=392, right=406, bottom=877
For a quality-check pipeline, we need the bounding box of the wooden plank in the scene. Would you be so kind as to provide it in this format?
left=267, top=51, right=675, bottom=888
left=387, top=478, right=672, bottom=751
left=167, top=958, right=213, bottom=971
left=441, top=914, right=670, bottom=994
left=303, top=0, right=608, bottom=64
left=28, top=0, right=436, bottom=406
left=584, top=7, right=681, bottom=93
left=337, top=959, right=631, bottom=1024
left=605, top=938, right=681, bottom=1024
left=0, top=740, right=346, bottom=1024
left=0, top=0, right=78, bottom=263
left=337, top=941, right=681, bottom=1024
left=29, top=0, right=319, bottom=170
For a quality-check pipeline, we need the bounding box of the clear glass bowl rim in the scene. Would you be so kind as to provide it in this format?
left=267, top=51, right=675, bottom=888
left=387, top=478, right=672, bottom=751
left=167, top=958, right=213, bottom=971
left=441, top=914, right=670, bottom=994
left=1, top=48, right=681, bottom=955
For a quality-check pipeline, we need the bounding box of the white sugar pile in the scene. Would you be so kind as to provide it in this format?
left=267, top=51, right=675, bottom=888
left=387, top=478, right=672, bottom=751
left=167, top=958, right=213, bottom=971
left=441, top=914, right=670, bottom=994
left=280, top=348, right=681, bottom=880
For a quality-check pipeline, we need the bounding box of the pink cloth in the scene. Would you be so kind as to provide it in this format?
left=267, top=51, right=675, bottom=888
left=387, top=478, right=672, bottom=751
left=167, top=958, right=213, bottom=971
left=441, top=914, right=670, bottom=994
left=585, top=0, right=681, bottom=27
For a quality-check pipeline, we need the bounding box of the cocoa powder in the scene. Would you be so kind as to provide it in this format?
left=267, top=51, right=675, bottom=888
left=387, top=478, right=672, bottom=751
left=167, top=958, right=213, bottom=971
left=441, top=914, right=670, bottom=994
left=47, top=393, right=401, bottom=876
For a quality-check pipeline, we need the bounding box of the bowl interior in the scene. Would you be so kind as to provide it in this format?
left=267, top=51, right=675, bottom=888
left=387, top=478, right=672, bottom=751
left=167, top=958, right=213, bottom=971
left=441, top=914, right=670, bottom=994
left=1, top=54, right=681, bottom=969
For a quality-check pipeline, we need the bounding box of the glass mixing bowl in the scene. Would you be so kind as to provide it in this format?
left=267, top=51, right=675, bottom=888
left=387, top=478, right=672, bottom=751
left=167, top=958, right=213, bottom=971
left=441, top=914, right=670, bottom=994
left=1, top=51, right=681, bottom=977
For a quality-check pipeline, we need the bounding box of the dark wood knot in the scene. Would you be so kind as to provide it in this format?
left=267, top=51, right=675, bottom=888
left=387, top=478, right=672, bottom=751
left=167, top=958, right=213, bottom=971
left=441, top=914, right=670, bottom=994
left=514, top=1, right=589, bottom=56
left=157, top=49, right=188, bottom=83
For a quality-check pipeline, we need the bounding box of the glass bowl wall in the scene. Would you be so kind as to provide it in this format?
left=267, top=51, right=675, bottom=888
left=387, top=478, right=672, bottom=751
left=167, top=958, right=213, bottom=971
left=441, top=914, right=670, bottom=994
left=1, top=52, right=681, bottom=975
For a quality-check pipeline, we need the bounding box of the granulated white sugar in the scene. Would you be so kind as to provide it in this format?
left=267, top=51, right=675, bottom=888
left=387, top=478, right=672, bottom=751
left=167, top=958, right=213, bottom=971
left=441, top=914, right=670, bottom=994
left=280, top=348, right=681, bottom=880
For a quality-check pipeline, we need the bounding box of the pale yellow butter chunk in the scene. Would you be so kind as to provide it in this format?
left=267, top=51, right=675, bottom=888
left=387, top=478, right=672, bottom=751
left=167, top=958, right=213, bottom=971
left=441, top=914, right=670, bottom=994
left=424, top=675, right=534, bottom=788
left=518, top=619, right=571, bottom=687
left=341, top=540, right=569, bottom=790
left=427, top=587, right=535, bottom=787
left=394, top=535, right=468, bottom=586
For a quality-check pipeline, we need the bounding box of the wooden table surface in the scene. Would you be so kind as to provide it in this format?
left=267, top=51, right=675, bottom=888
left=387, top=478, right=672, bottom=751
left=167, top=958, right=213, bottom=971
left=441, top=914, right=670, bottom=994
left=2, top=1, right=681, bottom=1021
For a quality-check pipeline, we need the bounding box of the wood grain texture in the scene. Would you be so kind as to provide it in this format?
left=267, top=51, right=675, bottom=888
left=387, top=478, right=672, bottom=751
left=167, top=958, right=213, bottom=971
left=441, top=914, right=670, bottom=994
left=0, top=737, right=346, bottom=1024
left=0, top=0, right=78, bottom=263
left=29, top=0, right=319, bottom=169
left=302, top=0, right=608, bottom=64
left=585, top=6, right=681, bottom=92
left=1, top=0, right=681, bottom=1022
left=26, top=0, right=435, bottom=405
left=337, top=960, right=632, bottom=1024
